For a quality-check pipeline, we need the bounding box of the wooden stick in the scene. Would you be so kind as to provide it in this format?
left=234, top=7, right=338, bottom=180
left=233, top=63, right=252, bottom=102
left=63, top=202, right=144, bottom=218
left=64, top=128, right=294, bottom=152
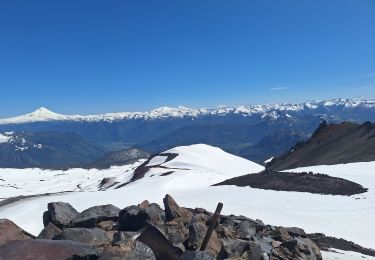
left=200, top=202, right=223, bottom=251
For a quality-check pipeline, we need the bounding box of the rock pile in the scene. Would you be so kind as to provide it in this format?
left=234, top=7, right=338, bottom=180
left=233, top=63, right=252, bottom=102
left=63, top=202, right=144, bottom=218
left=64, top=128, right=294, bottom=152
left=0, top=194, right=323, bottom=260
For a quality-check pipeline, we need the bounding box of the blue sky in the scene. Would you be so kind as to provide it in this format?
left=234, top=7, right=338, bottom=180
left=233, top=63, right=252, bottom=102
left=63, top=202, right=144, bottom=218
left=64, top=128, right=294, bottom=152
left=0, top=0, right=374, bottom=117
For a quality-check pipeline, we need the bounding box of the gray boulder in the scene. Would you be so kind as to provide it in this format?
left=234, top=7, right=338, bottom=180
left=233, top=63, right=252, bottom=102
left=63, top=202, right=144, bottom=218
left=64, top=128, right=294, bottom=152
left=70, top=204, right=120, bottom=228
left=37, top=223, right=62, bottom=239
left=221, top=238, right=250, bottom=258
left=54, top=227, right=111, bottom=246
left=187, top=222, right=207, bottom=249
left=179, top=251, right=215, bottom=260
left=43, top=202, right=79, bottom=228
left=237, top=220, right=256, bottom=240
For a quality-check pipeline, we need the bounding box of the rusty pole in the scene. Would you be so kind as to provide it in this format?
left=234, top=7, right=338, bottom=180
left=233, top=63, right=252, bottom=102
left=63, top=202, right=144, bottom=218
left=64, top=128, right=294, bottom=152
left=199, top=202, right=223, bottom=251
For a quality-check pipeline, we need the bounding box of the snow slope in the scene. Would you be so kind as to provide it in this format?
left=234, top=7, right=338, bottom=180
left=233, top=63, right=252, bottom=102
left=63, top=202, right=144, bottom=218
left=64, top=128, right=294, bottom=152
left=321, top=249, right=375, bottom=260
left=0, top=144, right=374, bottom=251
left=1, top=98, right=375, bottom=124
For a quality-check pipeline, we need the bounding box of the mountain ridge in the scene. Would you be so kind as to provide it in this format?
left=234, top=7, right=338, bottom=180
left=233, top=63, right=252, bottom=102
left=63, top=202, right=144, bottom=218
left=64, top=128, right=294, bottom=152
left=1, top=98, right=375, bottom=124
left=267, top=121, right=375, bottom=170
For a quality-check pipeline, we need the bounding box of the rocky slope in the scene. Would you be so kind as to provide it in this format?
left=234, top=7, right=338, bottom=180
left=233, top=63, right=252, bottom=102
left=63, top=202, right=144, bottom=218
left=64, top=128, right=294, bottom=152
left=2, top=195, right=374, bottom=259
left=0, top=195, right=324, bottom=260
left=267, top=121, right=375, bottom=171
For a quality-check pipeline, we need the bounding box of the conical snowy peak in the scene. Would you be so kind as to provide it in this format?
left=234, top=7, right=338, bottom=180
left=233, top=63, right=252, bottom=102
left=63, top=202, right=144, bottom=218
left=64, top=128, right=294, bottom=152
left=0, top=107, right=68, bottom=124
left=30, top=107, right=60, bottom=117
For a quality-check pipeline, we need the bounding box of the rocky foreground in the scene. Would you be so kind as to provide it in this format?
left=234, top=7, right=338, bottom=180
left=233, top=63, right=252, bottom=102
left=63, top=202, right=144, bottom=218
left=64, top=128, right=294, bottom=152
left=0, top=195, right=372, bottom=260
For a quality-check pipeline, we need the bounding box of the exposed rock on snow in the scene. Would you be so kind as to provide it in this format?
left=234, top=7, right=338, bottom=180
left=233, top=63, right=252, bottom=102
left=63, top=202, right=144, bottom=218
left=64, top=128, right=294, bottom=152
left=43, top=202, right=79, bottom=228
left=215, top=169, right=368, bottom=196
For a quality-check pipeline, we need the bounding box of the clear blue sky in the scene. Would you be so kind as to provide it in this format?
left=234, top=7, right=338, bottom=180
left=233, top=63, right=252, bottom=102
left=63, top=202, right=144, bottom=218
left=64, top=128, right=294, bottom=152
left=0, top=0, right=374, bottom=117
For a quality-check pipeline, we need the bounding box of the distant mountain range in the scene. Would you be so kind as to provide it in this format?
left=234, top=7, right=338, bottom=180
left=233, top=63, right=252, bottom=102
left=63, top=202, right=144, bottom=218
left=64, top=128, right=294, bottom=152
left=0, top=132, right=149, bottom=169
left=267, top=121, right=375, bottom=170
left=0, top=131, right=105, bottom=168
left=1, top=98, right=375, bottom=167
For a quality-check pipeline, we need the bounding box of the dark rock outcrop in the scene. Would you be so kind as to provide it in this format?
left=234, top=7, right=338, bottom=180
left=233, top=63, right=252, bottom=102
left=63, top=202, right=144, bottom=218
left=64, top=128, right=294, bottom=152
left=43, top=201, right=79, bottom=228
left=267, top=121, right=375, bottom=171
left=37, top=223, right=62, bottom=239
left=215, top=169, right=368, bottom=196
left=54, top=228, right=111, bottom=246
left=70, top=204, right=120, bottom=228
left=0, top=239, right=98, bottom=260
left=308, top=233, right=375, bottom=257
left=118, top=205, right=150, bottom=231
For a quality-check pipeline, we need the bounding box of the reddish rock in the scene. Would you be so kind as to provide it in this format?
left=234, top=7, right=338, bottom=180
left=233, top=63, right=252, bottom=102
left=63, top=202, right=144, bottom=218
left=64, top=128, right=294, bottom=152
left=163, top=194, right=192, bottom=223
left=0, top=239, right=98, bottom=260
left=0, top=219, right=33, bottom=246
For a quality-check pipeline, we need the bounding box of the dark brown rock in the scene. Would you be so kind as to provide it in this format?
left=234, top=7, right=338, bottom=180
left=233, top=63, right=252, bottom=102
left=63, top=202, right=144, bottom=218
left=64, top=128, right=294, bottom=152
left=70, top=204, right=120, bottom=228
left=0, top=239, right=98, bottom=260
left=163, top=194, right=192, bottom=223
left=37, top=223, right=62, bottom=239
left=0, top=219, right=34, bottom=246
left=139, top=200, right=150, bottom=209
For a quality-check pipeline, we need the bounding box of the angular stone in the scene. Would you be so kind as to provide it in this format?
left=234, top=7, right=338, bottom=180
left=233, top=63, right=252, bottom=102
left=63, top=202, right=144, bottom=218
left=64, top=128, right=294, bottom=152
left=118, top=205, right=149, bottom=231
left=286, top=227, right=307, bottom=238
left=97, top=220, right=116, bottom=231
left=179, top=250, right=215, bottom=260
left=187, top=222, right=207, bottom=249
left=0, top=219, right=33, bottom=246
left=43, top=202, right=79, bottom=228
left=249, top=242, right=263, bottom=260
left=272, top=226, right=292, bottom=242
left=112, top=231, right=140, bottom=244
left=165, top=221, right=189, bottom=245
left=139, top=200, right=150, bottom=209
left=144, top=203, right=165, bottom=225
left=70, top=204, right=120, bottom=228
left=237, top=220, right=256, bottom=240
left=54, top=228, right=111, bottom=246
left=136, top=224, right=181, bottom=260
left=99, top=241, right=156, bottom=260
left=37, top=223, right=62, bottom=239
left=221, top=238, right=250, bottom=258
left=0, top=239, right=98, bottom=260
left=163, top=194, right=192, bottom=223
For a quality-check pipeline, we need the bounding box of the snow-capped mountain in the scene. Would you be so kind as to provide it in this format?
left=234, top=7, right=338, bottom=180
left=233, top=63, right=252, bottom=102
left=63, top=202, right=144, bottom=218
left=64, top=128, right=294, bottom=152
left=1, top=98, right=375, bottom=164
left=1, top=98, right=375, bottom=124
